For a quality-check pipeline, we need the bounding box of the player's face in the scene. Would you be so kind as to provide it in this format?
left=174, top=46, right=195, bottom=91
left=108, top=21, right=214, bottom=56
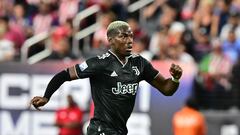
left=111, top=27, right=134, bottom=57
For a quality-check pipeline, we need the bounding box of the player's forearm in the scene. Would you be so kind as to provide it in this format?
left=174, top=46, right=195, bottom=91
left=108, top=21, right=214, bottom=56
left=151, top=75, right=180, bottom=96
left=160, top=78, right=179, bottom=96
left=151, top=78, right=179, bottom=96
left=43, top=70, right=71, bottom=100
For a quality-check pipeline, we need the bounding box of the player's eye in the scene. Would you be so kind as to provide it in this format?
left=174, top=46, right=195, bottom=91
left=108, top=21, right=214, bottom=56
left=118, top=35, right=124, bottom=38
left=128, top=33, right=133, bottom=38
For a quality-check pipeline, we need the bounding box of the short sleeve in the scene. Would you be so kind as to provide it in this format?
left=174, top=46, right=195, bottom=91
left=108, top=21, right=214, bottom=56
left=75, top=57, right=100, bottom=78
left=141, top=57, right=159, bottom=82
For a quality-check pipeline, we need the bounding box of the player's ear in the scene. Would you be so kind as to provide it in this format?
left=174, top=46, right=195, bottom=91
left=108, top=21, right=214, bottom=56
left=108, top=37, right=113, bottom=44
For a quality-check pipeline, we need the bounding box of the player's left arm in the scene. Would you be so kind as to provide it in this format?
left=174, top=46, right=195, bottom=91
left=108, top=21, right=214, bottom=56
left=149, top=64, right=182, bottom=96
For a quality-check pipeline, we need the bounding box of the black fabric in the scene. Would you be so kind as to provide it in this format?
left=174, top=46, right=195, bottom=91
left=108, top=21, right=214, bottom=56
left=75, top=51, right=159, bottom=134
left=87, top=119, right=121, bottom=135
left=43, top=70, right=71, bottom=100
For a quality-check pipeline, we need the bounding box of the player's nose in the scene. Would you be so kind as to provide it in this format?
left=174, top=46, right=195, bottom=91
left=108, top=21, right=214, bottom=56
left=127, top=42, right=133, bottom=48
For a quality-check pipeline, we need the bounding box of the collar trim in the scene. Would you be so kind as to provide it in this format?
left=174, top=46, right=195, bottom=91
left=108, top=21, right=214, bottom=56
left=108, top=50, right=131, bottom=67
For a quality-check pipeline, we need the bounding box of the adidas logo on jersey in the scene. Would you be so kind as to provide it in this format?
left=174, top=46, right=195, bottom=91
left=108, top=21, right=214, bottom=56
left=110, top=71, right=118, bottom=77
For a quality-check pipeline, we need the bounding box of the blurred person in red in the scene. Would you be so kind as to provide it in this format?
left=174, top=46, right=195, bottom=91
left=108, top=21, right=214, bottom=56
left=47, top=20, right=76, bottom=60
left=55, top=94, right=83, bottom=135
left=0, top=14, right=25, bottom=56
left=0, top=16, right=15, bottom=62
left=9, top=4, right=32, bottom=38
left=172, top=97, right=207, bottom=135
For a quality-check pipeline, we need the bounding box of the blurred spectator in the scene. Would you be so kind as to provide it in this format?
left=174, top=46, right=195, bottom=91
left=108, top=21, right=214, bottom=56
left=31, top=1, right=57, bottom=35
left=199, top=39, right=232, bottom=88
left=0, top=0, right=14, bottom=16
left=195, top=38, right=233, bottom=109
left=219, top=10, right=240, bottom=41
left=52, top=19, right=74, bottom=48
left=165, top=44, right=195, bottom=64
left=181, top=29, right=196, bottom=57
left=148, top=3, right=179, bottom=56
left=180, top=0, right=197, bottom=21
left=46, top=19, right=74, bottom=61
left=58, top=0, right=81, bottom=25
left=142, top=0, right=178, bottom=35
left=27, top=1, right=58, bottom=58
left=221, top=27, right=240, bottom=63
left=231, top=0, right=240, bottom=11
left=142, top=0, right=166, bottom=20
left=9, top=4, right=32, bottom=38
left=211, top=0, right=232, bottom=37
left=87, top=0, right=127, bottom=20
left=47, top=35, right=76, bottom=60
left=26, top=0, right=57, bottom=5
left=92, top=11, right=116, bottom=49
left=127, top=17, right=148, bottom=44
left=193, top=27, right=212, bottom=62
left=172, top=97, right=207, bottom=135
left=132, top=38, right=154, bottom=61
left=192, top=0, right=213, bottom=39
left=0, top=16, right=24, bottom=59
left=0, top=17, right=15, bottom=62
left=55, top=94, right=83, bottom=135
left=149, top=25, right=169, bottom=58
left=0, top=39, right=15, bottom=62
left=167, top=22, right=186, bottom=46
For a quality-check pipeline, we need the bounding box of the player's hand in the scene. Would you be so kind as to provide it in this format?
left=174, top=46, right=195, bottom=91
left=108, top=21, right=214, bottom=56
left=169, top=63, right=182, bottom=80
left=28, top=96, right=48, bottom=111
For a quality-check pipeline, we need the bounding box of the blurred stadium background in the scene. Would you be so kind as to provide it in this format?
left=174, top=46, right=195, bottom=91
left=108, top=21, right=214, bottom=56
left=0, top=0, right=240, bottom=135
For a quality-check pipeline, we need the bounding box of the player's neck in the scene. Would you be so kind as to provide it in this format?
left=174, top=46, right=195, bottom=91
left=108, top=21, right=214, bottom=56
left=109, top=49, right=127, bottom=63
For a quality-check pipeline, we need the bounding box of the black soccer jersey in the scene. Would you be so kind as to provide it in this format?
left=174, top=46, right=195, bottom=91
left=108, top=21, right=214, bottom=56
left=75, top=50, right=159, bottom=134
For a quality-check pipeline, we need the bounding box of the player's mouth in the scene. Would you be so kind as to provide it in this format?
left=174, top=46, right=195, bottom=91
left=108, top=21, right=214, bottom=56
left=126, top=44, right=132, bottom=52
left=126, top=47, right=132, bottom=52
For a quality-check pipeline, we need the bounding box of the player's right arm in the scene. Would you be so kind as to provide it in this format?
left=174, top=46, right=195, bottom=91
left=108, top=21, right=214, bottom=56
left=29, top=57, right=101, bottom=110
left=29, top=66, right=78, bottom=110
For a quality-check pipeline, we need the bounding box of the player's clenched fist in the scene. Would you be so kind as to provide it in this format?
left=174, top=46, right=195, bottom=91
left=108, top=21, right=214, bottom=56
left=29, top=96, right=48, bottom=110
left=169, top=63, right=182, bottom=80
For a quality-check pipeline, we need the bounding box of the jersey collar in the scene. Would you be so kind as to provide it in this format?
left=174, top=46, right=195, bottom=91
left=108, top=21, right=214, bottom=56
left=108, top=50, right=132, bottom=67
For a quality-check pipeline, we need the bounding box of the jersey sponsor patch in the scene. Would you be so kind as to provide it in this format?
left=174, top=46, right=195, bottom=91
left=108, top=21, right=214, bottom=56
left=79, top=61, right=88, bottom=71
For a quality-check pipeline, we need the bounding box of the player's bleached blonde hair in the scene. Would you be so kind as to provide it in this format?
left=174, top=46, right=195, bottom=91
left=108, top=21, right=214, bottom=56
left=107, top=21, right=130, bottom=37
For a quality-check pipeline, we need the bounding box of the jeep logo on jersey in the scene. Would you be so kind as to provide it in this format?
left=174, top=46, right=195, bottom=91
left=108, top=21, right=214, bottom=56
left=112, top=82, right=138, bottom=95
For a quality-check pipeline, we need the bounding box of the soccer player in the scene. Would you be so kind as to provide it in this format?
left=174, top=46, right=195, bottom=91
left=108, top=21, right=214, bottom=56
left=29, top=21, right=183, bottom=135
